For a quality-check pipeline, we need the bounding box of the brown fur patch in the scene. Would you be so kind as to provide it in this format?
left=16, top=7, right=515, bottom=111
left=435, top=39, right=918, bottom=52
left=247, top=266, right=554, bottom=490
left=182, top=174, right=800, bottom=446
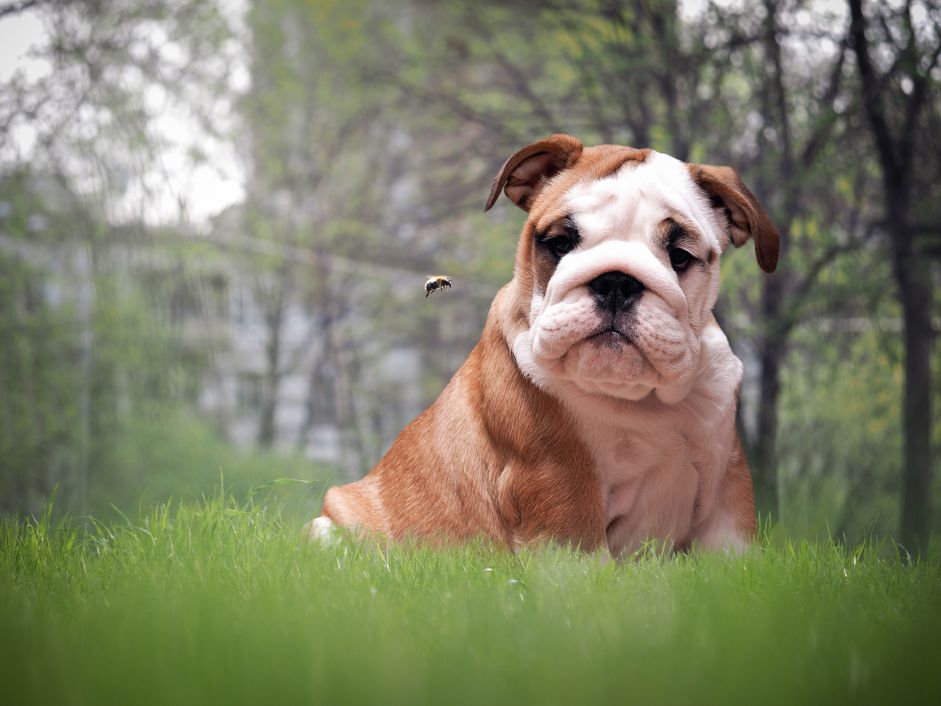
left=723, top=438, right=758, bottom=539
left=509, top=145, right=651, bottom=321
left=529, top=217, right=576, bottom=295
left=321, top=289, right=605, bottom=550
left=530, top=146, right=652, bottom=231
left=687, top=163, right=780, bottom=273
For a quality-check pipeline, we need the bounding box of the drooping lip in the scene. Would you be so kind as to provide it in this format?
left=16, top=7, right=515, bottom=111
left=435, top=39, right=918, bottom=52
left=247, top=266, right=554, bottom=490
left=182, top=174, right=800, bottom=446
left=586, top=324, right=630, bottom=344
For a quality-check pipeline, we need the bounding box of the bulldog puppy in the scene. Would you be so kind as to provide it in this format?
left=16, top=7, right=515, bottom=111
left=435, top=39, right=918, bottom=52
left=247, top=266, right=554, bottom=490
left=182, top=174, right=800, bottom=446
left=308, top=134, right=779, bottom=557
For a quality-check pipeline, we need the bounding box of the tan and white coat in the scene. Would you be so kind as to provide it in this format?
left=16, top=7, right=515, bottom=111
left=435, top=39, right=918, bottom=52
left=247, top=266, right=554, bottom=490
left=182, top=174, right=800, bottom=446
left=310, top=134, right=779, bottom=557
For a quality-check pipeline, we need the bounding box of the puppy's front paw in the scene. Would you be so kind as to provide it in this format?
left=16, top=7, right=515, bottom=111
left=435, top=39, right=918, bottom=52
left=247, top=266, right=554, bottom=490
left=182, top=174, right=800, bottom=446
left=304, top=515, right=338, bottom=545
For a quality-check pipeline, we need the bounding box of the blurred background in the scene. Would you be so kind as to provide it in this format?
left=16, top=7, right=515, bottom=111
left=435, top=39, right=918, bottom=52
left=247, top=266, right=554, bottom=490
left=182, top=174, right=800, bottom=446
left=0, top=0, right=938, bottom=547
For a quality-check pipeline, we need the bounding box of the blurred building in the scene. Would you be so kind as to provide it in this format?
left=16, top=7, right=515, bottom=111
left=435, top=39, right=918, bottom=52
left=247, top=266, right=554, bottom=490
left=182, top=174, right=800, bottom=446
left=0, top=181, right=426, bottom=476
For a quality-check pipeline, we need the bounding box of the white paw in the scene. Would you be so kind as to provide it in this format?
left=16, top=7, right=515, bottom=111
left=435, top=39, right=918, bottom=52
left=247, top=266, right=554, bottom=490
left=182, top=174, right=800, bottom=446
left=305, top=516, right=337, bottom=545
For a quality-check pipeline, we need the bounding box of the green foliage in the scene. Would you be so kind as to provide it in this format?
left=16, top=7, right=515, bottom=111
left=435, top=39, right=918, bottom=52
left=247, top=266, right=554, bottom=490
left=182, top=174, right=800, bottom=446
left=0, top=173, right=333, bottom=519
left=0, top=253, right=84, bottom=514
left=1, top=497, right=939, bottom=705
left=89, top=406, right=334, bottom=521
left=778, top=328, right=904, bottom=541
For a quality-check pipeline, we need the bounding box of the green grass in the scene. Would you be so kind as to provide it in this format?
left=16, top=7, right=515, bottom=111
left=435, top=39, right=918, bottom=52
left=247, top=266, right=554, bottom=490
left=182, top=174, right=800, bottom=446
left=2, top=495, right=939, bottom=706
left=89, top=408, right=336, bottom=520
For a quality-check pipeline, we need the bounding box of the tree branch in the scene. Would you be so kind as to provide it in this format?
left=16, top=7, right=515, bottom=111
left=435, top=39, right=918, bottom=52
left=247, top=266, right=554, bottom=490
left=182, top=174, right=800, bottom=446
left=765, top=0, right=794, bottom=173
left=900, top=21, right=941, bottom=167
left=782, top=221, right=878, bottom=335
left=801, top=42, right=848, bottom=167
left=848, top=0, right=900, bottom=182
left=466, top=11, right=563, bottom=135
left=0, top=0, right=50, bottom=20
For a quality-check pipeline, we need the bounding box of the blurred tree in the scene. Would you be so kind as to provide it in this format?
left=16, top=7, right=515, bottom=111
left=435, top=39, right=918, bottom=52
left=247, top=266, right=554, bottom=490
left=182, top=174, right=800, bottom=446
left=0, top=171, right=85, bottom=513
left=240, top=0, right=447, bottom=473
left=848, top=0, right=941, bottom=551
left=708, top=1, right=879, bottom=518
left=0, top=0, right=238, bottom=513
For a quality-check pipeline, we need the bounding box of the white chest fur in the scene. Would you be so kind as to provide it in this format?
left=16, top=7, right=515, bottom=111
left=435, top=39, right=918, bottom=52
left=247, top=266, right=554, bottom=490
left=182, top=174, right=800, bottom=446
left=570, top=324, right=743, bottom=556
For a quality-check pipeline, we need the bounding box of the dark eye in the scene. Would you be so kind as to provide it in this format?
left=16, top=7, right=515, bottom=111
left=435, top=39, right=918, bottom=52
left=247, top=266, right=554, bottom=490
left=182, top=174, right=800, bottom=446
left=669, top=247, right=693, bottom=272
left=544, top=236, right=575, bottom=259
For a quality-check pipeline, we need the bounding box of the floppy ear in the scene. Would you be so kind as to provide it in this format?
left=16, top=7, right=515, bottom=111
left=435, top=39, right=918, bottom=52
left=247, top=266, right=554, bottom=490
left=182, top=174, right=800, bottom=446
left=688, top=164, right=780, bottom=273
left=484, top=134, right=584, bottom=212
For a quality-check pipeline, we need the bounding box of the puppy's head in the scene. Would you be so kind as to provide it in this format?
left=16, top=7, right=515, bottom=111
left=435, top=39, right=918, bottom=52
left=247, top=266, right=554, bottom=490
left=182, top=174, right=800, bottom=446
left=486, top=134, right=779, bottom=405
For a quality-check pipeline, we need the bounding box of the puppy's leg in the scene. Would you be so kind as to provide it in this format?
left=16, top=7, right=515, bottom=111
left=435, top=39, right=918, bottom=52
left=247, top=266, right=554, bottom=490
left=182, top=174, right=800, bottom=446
left=304, top=515, right=338, bottom=544
left=306, top=479, right=387, bottom=543
left=695, top=439, right=756, bottom=554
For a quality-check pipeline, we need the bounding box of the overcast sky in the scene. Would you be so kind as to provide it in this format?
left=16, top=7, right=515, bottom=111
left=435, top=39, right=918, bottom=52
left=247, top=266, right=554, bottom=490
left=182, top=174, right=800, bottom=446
left=0, top=1, right=246, bottom=228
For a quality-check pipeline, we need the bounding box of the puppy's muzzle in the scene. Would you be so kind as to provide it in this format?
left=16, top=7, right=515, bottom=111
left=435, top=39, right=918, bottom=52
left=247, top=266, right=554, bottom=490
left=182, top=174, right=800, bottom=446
left=587, top=271, right=645, bottom=313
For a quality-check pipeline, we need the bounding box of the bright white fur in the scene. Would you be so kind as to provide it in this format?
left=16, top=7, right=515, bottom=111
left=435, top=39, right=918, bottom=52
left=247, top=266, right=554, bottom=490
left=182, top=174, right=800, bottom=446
left=305, top=515, right=337, bottom=544
left=506, top=151, right=748, bottom=556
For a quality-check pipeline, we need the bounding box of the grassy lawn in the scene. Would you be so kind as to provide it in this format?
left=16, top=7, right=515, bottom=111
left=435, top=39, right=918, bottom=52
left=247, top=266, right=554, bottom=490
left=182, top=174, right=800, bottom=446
left=2, top=496, right=939, bottom=706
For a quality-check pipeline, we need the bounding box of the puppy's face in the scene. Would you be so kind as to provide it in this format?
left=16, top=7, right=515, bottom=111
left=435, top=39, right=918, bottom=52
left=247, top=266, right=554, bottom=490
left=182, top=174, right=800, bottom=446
left=486, top=135, right=778, bottom=406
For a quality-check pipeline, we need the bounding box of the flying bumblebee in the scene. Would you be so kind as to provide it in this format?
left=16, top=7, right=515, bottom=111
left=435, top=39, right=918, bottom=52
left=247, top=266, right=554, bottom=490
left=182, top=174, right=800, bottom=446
left=424, top=275, right=453, bottom=297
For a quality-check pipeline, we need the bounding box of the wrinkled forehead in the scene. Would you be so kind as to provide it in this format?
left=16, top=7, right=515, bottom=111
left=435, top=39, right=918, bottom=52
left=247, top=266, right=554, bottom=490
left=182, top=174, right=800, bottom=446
left=534, top=151, right=721, bottom=248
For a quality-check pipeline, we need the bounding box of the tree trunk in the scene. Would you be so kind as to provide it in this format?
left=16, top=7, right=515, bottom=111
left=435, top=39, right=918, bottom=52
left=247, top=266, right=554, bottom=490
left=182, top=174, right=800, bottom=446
left=847, top=0, right=938, bottom=553
left=748, top=185, right=790, bottom=520
left=891, top=223, right=934, bottom=552
left=751, top=286, right=786, bottom=517
left=257, top=280, right=286, bottom=448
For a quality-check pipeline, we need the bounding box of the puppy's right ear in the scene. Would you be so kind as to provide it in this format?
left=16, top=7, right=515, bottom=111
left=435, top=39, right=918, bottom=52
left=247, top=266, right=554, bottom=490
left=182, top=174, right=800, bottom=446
left=688, top=164, right=780, bottom=273
left=484, top=134, right=583, bottom=212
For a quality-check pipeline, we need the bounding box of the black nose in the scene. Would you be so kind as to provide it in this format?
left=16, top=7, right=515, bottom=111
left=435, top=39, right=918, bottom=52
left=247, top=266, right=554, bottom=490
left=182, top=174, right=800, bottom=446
left=587, top=271, right=644, bottom=311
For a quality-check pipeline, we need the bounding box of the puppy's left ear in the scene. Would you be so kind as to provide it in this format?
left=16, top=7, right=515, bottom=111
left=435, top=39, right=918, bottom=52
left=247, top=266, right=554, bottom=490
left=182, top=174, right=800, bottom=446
left=688, top=164, right=780, bottom=273
left=484, top=134, right=584, bottom=212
